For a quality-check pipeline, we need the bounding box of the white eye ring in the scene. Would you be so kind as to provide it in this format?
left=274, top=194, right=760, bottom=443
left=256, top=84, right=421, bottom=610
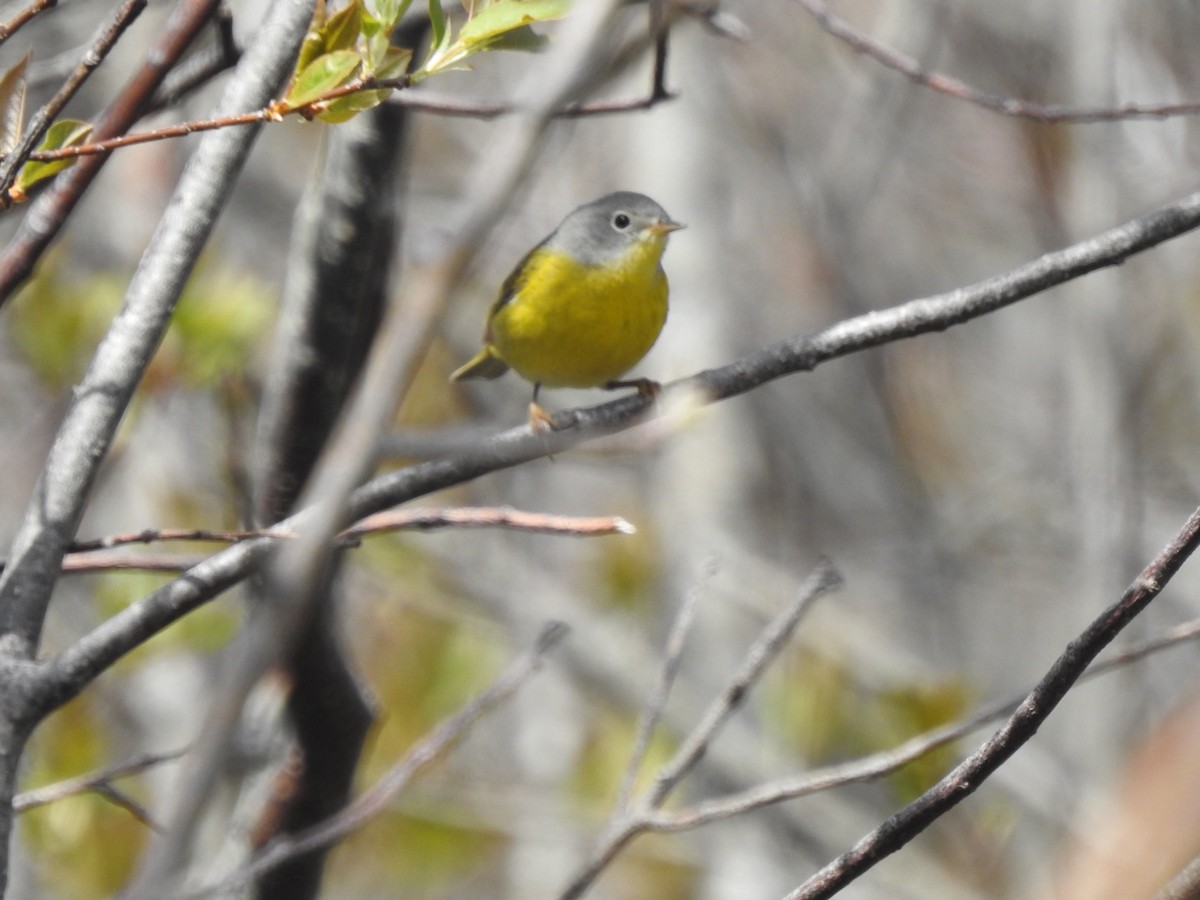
left=611, top=212, right=632, bottom=231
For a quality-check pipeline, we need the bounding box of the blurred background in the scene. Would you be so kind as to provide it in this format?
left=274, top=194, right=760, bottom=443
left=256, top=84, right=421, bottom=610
left=4, top=0, right=1200, bottom=897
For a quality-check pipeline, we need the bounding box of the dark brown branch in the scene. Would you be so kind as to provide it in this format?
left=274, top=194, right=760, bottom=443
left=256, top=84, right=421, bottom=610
left=0, top=0, right=56, bottom=47
left=648, top=0, right=671, bottom=101
left=789, top=508, right=1200, bottom=899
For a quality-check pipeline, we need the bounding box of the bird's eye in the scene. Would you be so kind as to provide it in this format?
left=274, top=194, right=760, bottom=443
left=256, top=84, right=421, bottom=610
left=611, top=212, right=632, bottom=231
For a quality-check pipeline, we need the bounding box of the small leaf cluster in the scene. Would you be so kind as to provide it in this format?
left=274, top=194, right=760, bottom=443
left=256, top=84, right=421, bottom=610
left=283, top=0, right=570, bottom=123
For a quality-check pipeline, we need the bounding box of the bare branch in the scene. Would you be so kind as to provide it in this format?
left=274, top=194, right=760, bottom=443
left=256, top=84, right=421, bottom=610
left=789, top=507, right=1200, bottom=900
left=645, top=613, right=1200, bottom=833
left=559, top=561, right=842, bottom=900
left=648, top=561, right=843, bottom=807
left=795, top=0, right=1200, bottom=123
left=611, top=556, right=716, bottom=819
left=0, top=0, right=57, bottom=48
left=15, top=748, right=185, bottom=832
left=146, top=7, right=240, bottom=112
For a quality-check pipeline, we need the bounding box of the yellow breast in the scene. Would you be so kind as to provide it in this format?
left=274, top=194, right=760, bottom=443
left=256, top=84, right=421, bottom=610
left=488, top=241, right=669, bottom=388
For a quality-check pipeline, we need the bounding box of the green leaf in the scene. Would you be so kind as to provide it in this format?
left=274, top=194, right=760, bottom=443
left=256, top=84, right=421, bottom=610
left=373, top=45, right=413, bottom=80
left=15, top=119, right=92, bottom=193
left=323, top=0, right=363, bottom=52
left=372, top=0, right=413, bottom=29
left=0, top=54, right=29, bottom=157
left=472, top=22, right=547, bottom=52
left=284, top=49, right=363, bottom=109
left=459, top=0, right=569, bottom=48
left=361, top=10, right=391, bottom=70
left=295, top=0, right=330, bottom=73
left=427, top=0, right=447, bottom=58
left=316, top=88, right=390, bottom=123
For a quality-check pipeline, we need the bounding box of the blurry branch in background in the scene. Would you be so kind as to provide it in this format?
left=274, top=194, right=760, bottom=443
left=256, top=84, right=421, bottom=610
left=790, top=508, right=1200, bottom=900
left=14, top=749, right=187, bottom=829
left=0, top=0, right=232, bottom=305
left=0, top=0, right=56, bottom=46
left=0, top=0, right=146, bottom=203
left=185, top=623, right=569, bottom=899
left=641, top=613, right=1200, bottom=832
left=558, top=562, right=843, bottom=900
left=612, top=556, right=717, bottom=816
left=795, top=0, right=1200, bottom=123
left=145, top=6, right=240, bottom=112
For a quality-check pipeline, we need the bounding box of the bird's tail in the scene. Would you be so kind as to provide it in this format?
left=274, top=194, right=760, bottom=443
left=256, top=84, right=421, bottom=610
left=450, top=346, right=509, bottom=381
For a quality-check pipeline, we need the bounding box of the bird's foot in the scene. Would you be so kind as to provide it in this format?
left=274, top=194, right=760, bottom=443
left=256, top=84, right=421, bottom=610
left=528, top=402, right=556, bottom=433
left=603, top=378, right=662, bottom=399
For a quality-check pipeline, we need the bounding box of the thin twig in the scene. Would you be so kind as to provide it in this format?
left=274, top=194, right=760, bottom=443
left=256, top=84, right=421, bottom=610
left=0, top=0, right=56, bottom=47
left=387, top=88, right=673, bottom=118
left=189, top=623, right=569, bottom=898
left=341, top=507, right=635, bottom=539
left=648, top=560, right=842, bottom=807
left=559, top=561, right=842, bottom=900
left=558, top=598, right=1200, bottom=898
left=26, top=73, right=670, bottom=166
left=61, top=553, right=208, bottom=573
left=789, top=507, right=1200, bottom=899
left=558, top=605, right=1200, bottom=898
left=794, top=0, right=1200, bottom=123
left=0, top=0, right=147, bottom=202
left=89, top=783, right=164, bottom=832
left=15, top=748, right=185, bottom=820
left=611, top=556, right=716, bottom=819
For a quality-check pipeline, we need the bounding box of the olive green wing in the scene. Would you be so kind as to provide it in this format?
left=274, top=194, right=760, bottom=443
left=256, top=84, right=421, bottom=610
left=483, top=238, right=549, bottom=342
left=451, top=237, right=552, bottom=383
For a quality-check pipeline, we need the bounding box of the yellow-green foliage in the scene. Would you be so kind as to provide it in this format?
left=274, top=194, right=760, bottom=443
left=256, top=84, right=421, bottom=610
left=92, top=570, right=241, bottom=658
left=568, top=704, right=675, bottom=808
left=767, top=646, right=972, bottom=800
left=21, top=698, right=147, bottom=897
left=7, top=256, right=274, bottom=392
left=330, top=806, right=504, bottom=894
left=592, top=513, right=661, bottom=614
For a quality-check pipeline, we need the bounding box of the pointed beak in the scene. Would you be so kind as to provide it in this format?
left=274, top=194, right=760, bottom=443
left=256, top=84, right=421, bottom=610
left=646, top=219, right=685, bottom=236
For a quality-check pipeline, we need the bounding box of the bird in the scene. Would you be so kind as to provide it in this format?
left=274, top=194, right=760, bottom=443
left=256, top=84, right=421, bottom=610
left=450, top=191, right=684, bottom=430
